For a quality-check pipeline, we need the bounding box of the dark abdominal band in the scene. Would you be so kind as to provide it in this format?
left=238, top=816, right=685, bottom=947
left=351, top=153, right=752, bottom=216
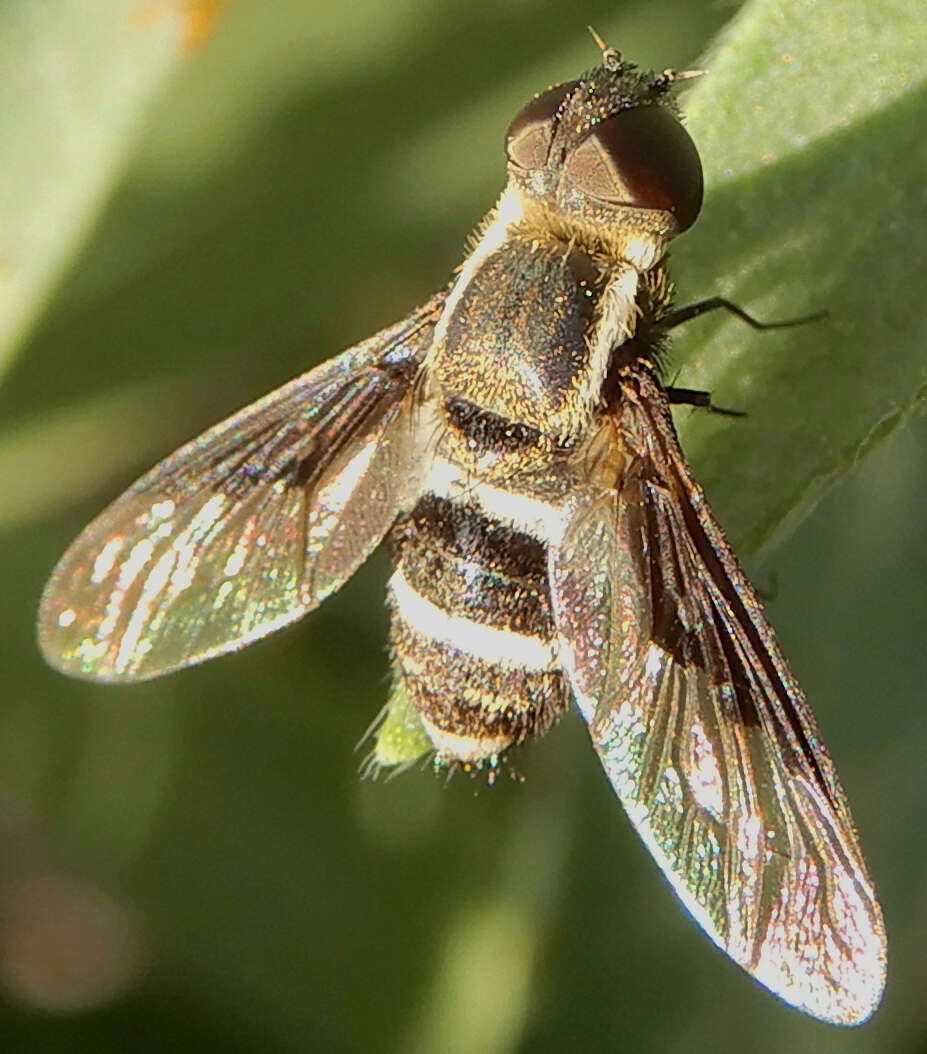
left=444, top=396, right=543, bottom=453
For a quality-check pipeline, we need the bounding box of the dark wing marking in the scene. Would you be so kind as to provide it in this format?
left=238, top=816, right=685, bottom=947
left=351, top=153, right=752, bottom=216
left=38, top=294, right=446, bottom=682
left=550, top=367, right=885, bottom=1025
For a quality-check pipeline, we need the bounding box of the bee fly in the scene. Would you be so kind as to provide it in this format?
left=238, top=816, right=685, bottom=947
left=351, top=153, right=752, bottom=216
left=38, top=39, right=885, bottom=1024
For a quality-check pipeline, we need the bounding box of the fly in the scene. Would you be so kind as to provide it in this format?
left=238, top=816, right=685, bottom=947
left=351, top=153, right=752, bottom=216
left=37, top=37, right=886, bottom=1025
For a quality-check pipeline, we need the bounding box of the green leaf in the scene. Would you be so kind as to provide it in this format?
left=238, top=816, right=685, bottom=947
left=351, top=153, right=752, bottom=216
left=0, top=0, right=189, bottom=384
left=671, top=0, right=927, bottom=554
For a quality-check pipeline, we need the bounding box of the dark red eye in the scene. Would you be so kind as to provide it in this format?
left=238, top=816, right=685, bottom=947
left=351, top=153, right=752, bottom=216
left=504, top=80, right=578, bottom=171
left=565, top=105, right=703, bottom=231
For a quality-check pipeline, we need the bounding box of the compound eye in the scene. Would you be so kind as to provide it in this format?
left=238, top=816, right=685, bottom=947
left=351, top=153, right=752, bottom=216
left=565, top=104, right=704, bottom=231
left=504, top=80, right=578, bottom=171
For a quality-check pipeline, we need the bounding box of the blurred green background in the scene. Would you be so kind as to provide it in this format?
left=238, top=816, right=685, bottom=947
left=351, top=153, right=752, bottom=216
left=2, top=1, right=927, bottom=1051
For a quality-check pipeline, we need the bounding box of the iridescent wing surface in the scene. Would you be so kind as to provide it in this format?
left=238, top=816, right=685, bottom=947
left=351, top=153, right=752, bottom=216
left=550, top=368, right=886, bottom=1025
left=38, top=294, right=446, bottom=681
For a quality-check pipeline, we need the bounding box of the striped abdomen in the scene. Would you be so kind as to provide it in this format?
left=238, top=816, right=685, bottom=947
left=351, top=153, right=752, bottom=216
left=388, top=463, right=571, bottom=763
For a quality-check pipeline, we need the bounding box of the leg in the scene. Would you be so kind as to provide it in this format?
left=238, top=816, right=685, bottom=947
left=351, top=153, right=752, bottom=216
left=655, top=297, right=826, bottom=333
left=666, top=386, right=745, bottom=418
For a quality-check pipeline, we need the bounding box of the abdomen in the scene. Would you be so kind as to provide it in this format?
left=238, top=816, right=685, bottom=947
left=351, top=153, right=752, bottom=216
left=387, top=463, right=571, bottom=764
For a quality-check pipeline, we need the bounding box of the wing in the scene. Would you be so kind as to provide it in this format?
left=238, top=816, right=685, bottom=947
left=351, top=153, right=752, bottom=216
left=38, top=294, right=446, bottom=682
left=550, top=367, right=886, bottom=1025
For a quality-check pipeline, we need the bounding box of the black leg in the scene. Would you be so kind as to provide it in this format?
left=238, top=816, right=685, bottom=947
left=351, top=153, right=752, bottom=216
left=666, top=386, right=746, bottom=417
left=655, top=296, right=827, bottom=333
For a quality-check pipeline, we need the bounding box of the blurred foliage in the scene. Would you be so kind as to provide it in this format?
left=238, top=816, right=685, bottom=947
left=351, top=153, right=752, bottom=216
left=1, top=1, right=926, bottom=1053
left=0, top=0, right=181, bottom=383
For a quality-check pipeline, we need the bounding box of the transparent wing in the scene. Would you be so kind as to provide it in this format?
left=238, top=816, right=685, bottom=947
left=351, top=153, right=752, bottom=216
left=551, top=369, right=886, bottom=1025
left=38, top=294, right=446, bottom=682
